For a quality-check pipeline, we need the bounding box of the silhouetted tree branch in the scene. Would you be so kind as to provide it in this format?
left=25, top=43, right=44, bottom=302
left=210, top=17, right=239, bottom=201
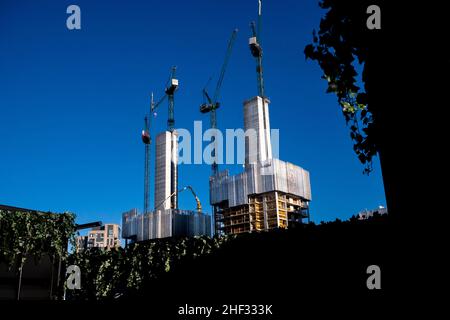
left=305, top=0, right=377, bottom=174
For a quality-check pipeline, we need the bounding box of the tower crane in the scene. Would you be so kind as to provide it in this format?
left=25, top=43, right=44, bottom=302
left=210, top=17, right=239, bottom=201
left=142, top=113, right=151, bottom=214
left=154, top=185, right=202, bottom=214
left=249, top=0, right=265, bottom=98
left=165, top=66, right=179, bottom=132
left=141, top=67, right=179, bottom=215
left=200, top=29, right=238, bottom=175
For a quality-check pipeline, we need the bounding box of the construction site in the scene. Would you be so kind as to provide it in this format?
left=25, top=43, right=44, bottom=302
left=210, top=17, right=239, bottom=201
left=210, top=97, right=312, bottom=235
left=122, top=66, right=212, bottom=242
left=122, top=0, right=311, bottom=241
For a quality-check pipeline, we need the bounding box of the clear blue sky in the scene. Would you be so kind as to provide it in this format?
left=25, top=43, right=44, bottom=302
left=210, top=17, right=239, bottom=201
left=0, top=0, right=386, bottom=226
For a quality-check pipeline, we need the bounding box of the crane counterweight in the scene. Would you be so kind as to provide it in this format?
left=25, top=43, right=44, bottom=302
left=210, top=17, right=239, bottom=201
left=142, top=130, right=151, bottom=144
left=249, top=37, right=262, bottom=57
left=165, top=78, right=179, bottom=95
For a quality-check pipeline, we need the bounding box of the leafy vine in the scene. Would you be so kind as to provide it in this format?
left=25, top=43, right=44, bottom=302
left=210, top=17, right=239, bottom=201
left=304, top=0, right=377, bottom=174
left=66, top=235, right=236, bottom=300
left=0, top=209, right=76, bottom=269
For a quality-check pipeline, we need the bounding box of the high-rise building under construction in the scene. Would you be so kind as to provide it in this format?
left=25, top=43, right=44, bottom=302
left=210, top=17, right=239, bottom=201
left=123, top=69, right=212, bottom=242
left=123, top=129, right=212, bottom=242
left=209, top=0, right=312, bottom=235
left=210, top=96, right=312, bottom=235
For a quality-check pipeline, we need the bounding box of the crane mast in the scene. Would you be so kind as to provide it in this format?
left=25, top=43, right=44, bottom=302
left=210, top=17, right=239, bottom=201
left=199, top=29, right=238, bottom=236
left=200, top=29, right=238, bottom=175
left=165, top=66, right=178, bottom=132
left=143, top=115, right=151, bottom=214
left=142, top=67, right=179, bottom=215
left=249, top=0, right=265, bottom=98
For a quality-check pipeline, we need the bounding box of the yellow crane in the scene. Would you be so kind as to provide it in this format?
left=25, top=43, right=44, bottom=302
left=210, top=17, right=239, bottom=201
left=155, top=185, right=202, bottom=214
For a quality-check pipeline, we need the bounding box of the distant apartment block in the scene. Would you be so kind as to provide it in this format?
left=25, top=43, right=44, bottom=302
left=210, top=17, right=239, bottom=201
left=76, top=223, right=121, bottom=251
left=358, top=206, right=388, bottom=220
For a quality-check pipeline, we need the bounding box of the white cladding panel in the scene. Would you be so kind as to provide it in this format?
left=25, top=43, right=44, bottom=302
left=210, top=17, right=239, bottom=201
left=121, top=209, right=211, bottom=241
left=154, top=131, right=178, bottom=212
left=210, top=158, right=312, bottom=206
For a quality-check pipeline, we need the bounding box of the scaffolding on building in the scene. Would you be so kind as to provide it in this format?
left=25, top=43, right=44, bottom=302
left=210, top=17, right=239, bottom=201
left=211, top=158, right=311, bottom=235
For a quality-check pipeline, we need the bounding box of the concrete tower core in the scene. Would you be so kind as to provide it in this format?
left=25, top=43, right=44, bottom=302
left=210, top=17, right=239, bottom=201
left=244, top=96, right=272, bottom=165
left=154, top=130, right=178, bottom=212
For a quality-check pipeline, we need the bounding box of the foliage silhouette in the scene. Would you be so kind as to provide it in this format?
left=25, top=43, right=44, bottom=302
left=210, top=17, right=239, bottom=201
left=64, top=214, right=389, bottom=301
left=66, top=235, right=236, bottom=300
left=305, top=0, right=378, bottom=174
left=0, top=208, right=76, bottom=269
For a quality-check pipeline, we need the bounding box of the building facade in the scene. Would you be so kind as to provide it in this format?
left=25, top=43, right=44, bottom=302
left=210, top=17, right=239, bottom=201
left=76, top=223, right=121, bottom=251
